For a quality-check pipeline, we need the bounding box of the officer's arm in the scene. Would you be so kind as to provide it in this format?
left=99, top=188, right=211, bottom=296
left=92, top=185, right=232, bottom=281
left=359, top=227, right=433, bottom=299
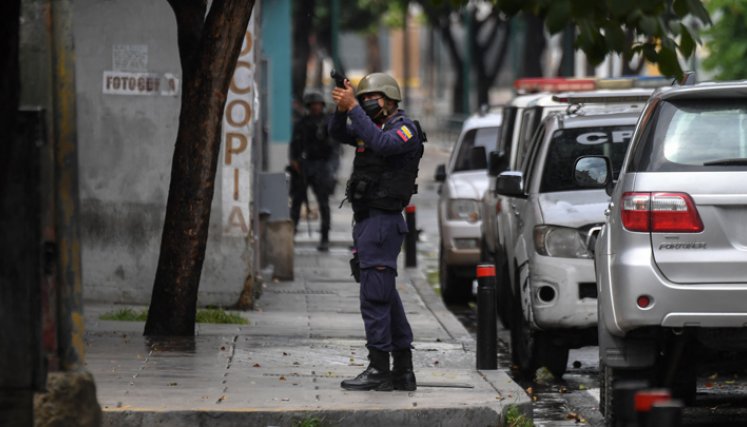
left=328, top=111, right=358, bottom=146
left=347, top=106, right=419, bottom=156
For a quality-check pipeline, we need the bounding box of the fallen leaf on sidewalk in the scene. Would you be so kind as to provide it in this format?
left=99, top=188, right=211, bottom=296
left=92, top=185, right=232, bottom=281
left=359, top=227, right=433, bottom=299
left=253, top=363, right=261, bottom=368
left=216, top=395, right=225, bottom=403
left=283, top=352, right=289, bottom=356
left=279, top=376, right=286, bottom=381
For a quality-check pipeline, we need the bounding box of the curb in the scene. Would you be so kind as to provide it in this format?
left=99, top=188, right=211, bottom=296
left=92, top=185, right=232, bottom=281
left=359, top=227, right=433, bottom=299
left=104, top=406, right=506, bottom=427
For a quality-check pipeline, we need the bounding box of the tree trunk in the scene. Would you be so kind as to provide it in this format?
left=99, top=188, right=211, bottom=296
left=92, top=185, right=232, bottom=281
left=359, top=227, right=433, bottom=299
left=292, top=0, right=315, bottom=100
left=366, top=32, right=382, bottom=73
left=144, top=0, right=256, bottom=337
left=522, top=13, right=546, bottom=78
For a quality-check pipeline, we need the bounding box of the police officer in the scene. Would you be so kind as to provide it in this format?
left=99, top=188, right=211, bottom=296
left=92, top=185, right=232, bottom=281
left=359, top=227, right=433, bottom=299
left=289, top=91, right=339, bottom=251
left=330, top=73, right=423, bottom=391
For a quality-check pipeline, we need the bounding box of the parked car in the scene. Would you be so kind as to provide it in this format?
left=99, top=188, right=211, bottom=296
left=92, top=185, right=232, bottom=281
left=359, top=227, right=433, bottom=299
left=435, top=108, right=502, bottom=304
left=586, top=80, right=747, bottom=422
left=495, top=92, right=650, bottom=377
left=481, top=92, right=566, bottom=325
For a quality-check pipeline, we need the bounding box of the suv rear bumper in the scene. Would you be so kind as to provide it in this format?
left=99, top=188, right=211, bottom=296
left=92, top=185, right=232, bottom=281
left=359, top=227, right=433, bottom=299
left=598, top=249, right=747, bottom=335
left=528, top=254, right=598, bottom=329
left=442, top=220, right=482, bottom=266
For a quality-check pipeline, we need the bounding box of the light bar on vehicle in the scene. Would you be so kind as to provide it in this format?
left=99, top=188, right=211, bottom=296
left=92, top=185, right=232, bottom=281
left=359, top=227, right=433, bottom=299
left=513, top=78, right=596, bottom=93
left=552, top=89, right=653, bottom=104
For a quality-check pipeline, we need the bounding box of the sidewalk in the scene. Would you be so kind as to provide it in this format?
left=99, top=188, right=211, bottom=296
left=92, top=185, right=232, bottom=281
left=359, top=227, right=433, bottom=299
left=86, top=213, right=529, bottom=427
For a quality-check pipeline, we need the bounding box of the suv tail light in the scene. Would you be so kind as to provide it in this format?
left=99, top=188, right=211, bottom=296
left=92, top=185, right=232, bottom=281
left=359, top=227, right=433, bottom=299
left=621, top=192, right=703, bottom=233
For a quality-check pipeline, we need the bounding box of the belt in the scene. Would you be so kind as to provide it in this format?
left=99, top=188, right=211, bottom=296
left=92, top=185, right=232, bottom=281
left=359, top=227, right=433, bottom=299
left=354, top=207, right=400, bottom=222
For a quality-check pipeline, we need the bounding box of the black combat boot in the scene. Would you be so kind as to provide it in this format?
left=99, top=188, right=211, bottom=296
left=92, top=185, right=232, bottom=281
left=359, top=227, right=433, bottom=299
left=317, top=230, right=330, bottom=252
left=340, top=349, right=393, bottom=391
left=392, top=348, right=417, bottom=391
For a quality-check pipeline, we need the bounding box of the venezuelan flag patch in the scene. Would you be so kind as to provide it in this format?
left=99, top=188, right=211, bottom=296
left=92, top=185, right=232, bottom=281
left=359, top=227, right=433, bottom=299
left=396, top=125, right=414, bottom=142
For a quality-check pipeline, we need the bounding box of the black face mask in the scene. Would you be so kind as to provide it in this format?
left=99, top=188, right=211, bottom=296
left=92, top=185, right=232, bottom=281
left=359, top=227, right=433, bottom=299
left=361, top=99, right=384, bottom=122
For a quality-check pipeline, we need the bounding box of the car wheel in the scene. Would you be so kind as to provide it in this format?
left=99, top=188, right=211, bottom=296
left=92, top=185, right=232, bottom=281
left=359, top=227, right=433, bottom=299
left=495, top=257, right=512, bottom=329
left=509, top=280, right=536, bottom=375
left=535, top=333, right=569, bottom=379
left=439, top=243, right=471, bottom=305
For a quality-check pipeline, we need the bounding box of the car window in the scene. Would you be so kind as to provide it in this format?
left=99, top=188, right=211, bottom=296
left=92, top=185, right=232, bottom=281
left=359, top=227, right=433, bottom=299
left=540, top=125, right=634, bottom=193
left=634, top=99, right=747, bottom=171
left=453, top=126, right=501, bottom=172
left=523, top=126, right=546, bottom=193
left=516, top=108, right=541, bottom=168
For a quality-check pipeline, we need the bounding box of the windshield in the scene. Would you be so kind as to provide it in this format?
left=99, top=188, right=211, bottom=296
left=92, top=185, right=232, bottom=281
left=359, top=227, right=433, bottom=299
left=633, top=99, right=747, bottom=172
left=453, top=126, right=501, bottom=172
left=540, top=125, right=634, bottom=193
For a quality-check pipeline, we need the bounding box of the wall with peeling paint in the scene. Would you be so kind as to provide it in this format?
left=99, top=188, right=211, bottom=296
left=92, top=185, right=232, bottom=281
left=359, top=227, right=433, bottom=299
left=69, top=0, right=254, bottom=306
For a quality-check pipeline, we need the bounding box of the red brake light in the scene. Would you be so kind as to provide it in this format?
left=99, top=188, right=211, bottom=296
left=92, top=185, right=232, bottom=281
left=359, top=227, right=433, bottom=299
left=621, top=192, right=703, bottom=233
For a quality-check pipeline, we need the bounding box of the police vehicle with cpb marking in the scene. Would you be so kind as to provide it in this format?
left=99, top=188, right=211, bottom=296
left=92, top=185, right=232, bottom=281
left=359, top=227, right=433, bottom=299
left=493, top=91, right=650, bottom=378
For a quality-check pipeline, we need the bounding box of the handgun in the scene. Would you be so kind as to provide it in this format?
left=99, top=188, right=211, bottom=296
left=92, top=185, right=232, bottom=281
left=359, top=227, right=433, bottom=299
left=331, top=69, right=347, bottom=88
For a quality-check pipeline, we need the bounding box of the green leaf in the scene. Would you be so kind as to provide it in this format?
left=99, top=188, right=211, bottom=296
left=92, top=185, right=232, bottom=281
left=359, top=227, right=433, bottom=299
left=604, top=23, right=626, bottom=53
left=679, top=23, right=696, bottom=57
left=657, top=45, right=682, bottom=78
left=673, top=0, right=689, bottom=17
left=642, top=43, right=658, bottom=63
left=686, top=0, right=713, bottom=24
left=639, top=16, right=659, bottom=36
left=545, top=0, right=571, bottom=33
left=608, top=1, right=635, bottom=19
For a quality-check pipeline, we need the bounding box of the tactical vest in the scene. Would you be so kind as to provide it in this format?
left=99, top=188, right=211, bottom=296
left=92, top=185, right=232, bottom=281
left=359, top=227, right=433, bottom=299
left=346, top=115, right=426, bottom=213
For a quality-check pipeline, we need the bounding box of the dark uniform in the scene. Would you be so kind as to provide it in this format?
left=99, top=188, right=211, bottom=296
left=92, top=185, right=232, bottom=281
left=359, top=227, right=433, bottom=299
left=289, top=92, right=338, bottom=250
left=329, top=73, right=423, bottom=392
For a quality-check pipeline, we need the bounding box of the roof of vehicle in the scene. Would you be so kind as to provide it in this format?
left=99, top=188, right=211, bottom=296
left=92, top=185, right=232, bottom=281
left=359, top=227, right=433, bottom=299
left=545, top=110, right=641, bottom=131
left=461, top=110, right=503, bottom=132
left=508, top=92, right=565, bottom=109
left=655, top=80, right=747, bottom=101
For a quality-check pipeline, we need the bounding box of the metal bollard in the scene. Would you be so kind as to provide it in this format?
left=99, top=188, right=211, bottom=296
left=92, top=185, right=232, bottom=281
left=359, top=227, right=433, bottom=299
left=612, top=379, right=649, bottom=427
left=476, top=264, right=497, bottom=370
left=648, top=399, right=683, bottom=427
left=635, top=389, right=671, bottom=427
left=404, top=205, right=417, bottom=267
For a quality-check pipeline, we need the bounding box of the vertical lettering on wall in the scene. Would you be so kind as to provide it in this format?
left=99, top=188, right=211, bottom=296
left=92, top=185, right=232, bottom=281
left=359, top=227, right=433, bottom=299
left=221, top=18, right=256, bottom=236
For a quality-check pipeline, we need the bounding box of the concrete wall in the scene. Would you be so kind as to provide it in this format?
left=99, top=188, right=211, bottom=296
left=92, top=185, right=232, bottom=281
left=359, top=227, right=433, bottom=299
left=260, top=0, right=291, bottom=172
left=72, top=0, right=254, bottom=306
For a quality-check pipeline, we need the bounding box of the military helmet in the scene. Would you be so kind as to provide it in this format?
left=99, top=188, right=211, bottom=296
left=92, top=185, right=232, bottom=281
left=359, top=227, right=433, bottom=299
left=303, top=91, right=325, bottom=106
left=356, top=73, right=402, bottom=102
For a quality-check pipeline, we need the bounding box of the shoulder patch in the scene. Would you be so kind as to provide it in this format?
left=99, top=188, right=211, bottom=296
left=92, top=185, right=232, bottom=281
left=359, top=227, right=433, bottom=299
left=396, top=125, right=414, bottom=142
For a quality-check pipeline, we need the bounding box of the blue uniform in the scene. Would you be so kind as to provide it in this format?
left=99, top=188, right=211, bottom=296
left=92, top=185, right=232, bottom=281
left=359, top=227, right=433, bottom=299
left=329, top=105, right=422, bottom=352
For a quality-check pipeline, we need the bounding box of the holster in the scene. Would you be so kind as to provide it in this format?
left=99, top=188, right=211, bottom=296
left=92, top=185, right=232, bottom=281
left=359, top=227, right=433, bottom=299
left=349, top=253, right=361, bottom=283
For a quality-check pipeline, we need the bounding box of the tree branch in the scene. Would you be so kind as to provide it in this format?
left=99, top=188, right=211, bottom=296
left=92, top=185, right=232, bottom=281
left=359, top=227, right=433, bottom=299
left=167, top=0, right=207, bottom=84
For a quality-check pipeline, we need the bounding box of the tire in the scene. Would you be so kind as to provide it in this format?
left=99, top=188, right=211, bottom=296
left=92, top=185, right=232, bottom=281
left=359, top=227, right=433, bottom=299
left=535, top=333, right=569, bottom=378
left=509, top=280, right=536, bottom=375
left=439, top=243, right=471, bottom=305
left=495, top=257, right=512, bottom=329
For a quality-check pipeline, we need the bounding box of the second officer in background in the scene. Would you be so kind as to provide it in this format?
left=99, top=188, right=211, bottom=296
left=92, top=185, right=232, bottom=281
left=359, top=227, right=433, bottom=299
left=329, top=73, right=423, bottom=391
left=289, top=91, right=339, bottom=251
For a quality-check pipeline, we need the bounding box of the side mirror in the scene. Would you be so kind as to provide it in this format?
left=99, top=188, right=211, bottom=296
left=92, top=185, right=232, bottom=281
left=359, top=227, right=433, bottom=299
left=487, top=151, right=509, bottom=177
left=434, top=164, right=447, bottom=182
left=574, top=155, right=613, bottom=195
left=471, top=146, right=488, bottom=170
left=495, top=171, right=525, bottom=197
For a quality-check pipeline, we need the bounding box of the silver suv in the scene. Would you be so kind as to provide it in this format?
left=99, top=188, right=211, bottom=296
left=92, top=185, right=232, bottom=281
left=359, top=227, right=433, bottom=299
left=496, top=98, right=644, bottom=378
left=435, top=109, right=502, bottom=304
left=587, top=81, right=747, bottom=421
